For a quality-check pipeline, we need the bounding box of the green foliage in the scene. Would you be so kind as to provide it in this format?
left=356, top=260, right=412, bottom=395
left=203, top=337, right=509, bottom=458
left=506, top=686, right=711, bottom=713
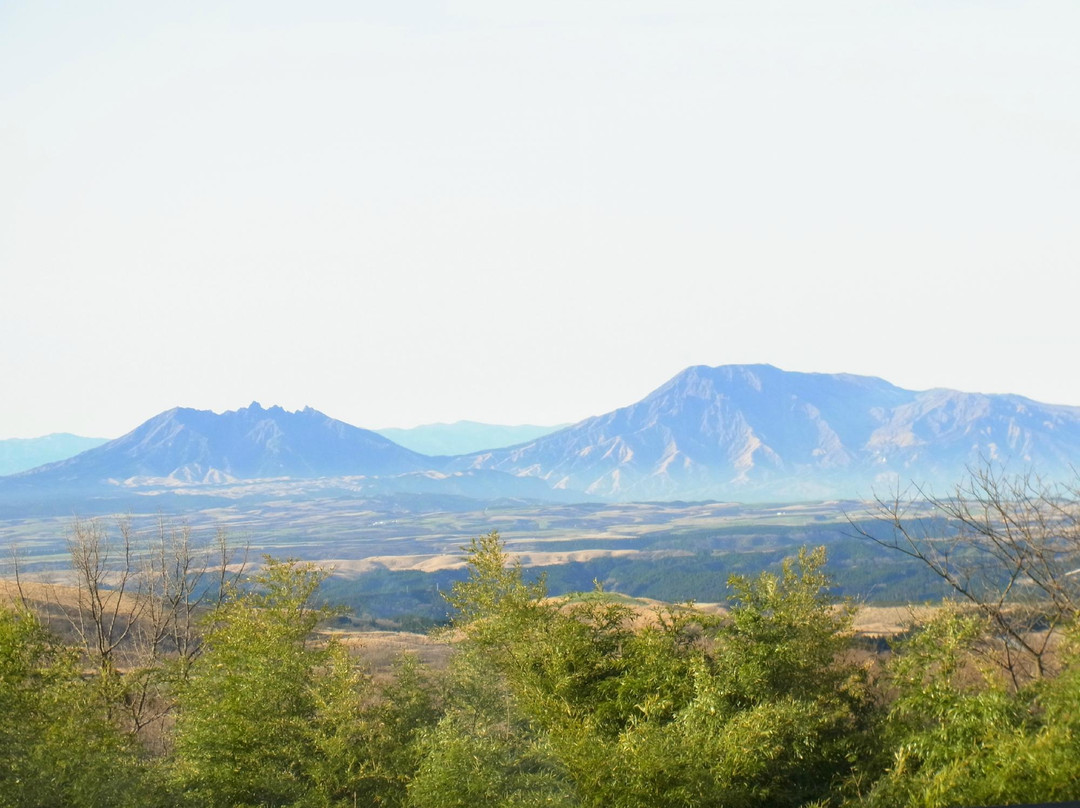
left=410, top=533, right=574, bottom=806
left=307, top=652, right=442, bottom=808
left=0, top=607, right=152, bottom=808
left=171, top=557, right=376, bottom=807
left=361, top=655, right=443, bottom=805
left=425, top=534, right=873, bottom=808
left=616, top=547, right=872, bottom=808
left=722, top=546, right=854, bottom=703
left=14, top=521, right=1080, bottom=807
left=410, top=712, right=576, bottom=808
left=445, top=530, right=549, bottom=629
left=852, top=606, right=1080, bottom=807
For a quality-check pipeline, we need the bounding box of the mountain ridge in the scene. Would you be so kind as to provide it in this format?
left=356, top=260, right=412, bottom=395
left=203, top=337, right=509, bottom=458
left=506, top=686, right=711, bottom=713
left=5, top=365, right=1080, bottom=504
left=374, top=420, right=567, bottom=456
left=0, top=433, right=109, bottom=476
left=450, top=365, right=1080, bottom=501
left=7, top=401, right=430, bottom=487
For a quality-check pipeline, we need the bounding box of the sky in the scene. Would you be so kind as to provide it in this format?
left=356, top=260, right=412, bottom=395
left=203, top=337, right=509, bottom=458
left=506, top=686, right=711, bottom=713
left=2, top=1, right=1079, bottom=439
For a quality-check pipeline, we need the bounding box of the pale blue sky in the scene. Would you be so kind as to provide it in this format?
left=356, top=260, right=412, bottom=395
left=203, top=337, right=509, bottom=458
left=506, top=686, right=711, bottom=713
left=2, top=1, right=1079, bottom=438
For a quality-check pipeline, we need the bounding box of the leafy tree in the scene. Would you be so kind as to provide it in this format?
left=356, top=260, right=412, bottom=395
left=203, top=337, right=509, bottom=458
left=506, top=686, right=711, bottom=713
left=852, top=606, right=1080, bottom=807
left=409, top=704, right=576, bottom=808
left=423, top=532, right=873, bottom=808
left=171, top=557, right=369, bottom=807
left=619, top=548, right=873, bottom=808
left=411, top=532, right=576, bottom=807
left=358, top=655, right=443, bottom=806
left=0, top=607, right=152, bottom=808
left=855, top=465, right=1080, bottom=684
left=14, top=515, right=244, bottom=744
left=307, top=652, right=441, bottom=808
left=848, top=464, right=1080, bottom=804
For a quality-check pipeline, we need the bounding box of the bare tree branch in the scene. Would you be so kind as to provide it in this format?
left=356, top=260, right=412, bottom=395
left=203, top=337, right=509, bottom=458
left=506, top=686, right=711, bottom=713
left=849, top=464, right=1080, bottom=684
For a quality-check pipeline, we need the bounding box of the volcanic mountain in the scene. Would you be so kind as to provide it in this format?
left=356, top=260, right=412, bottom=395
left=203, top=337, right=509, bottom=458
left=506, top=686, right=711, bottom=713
left=7, top=366, right=1080, bottom=505
left=6, top=402, right=431, bottom=488
left=452, top=364, right=1080, bottom=501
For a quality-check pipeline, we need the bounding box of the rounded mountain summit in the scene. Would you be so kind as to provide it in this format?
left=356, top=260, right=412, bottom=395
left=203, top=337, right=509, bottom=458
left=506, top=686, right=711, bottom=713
left=449, top=364, right=1080, bottom=501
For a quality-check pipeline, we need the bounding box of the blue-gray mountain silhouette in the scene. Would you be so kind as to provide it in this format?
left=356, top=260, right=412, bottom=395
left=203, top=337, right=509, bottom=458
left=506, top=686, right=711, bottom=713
left=0, top=433, right=109, bottom=476
left=7, top=366, right=1080, bottom=504
left=375, top=421, right=565, bottom=456
left=452, top=364, right=1080, bottom=501
left=8, top=402, right=430, bottom=487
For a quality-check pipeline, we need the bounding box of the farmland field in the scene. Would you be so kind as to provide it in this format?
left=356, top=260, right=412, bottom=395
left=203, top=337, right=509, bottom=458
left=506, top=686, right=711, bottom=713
left=0, top=490, right=952, bottom=625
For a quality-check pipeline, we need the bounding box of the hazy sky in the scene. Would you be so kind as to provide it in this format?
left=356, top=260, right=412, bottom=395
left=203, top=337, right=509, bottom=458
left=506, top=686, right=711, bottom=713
left=3, top=1, right=1079, bottom=439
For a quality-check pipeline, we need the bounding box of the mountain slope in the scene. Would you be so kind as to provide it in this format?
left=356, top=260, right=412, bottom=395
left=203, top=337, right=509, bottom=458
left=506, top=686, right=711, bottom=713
left=374, top=421, right=566, bottom=456
left=7, top=366, right=1079, bottom=506
left=0, top=434, right=109, bottom=476
left=451, top=365, right=1080, bottom=501
left=7, top=402, right=431, bottom=487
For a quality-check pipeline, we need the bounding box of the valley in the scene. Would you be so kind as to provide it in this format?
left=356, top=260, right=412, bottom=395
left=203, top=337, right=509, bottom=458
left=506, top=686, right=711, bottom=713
left=0, top=490, right=951, bottom=628
left=1, top=364, right=1072, bottom=624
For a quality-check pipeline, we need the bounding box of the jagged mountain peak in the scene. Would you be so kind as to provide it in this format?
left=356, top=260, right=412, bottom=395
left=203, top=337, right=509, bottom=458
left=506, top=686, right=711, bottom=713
left=9, top=403, right=431, bottom=487
left=6, top=365, right=1080, bottom=505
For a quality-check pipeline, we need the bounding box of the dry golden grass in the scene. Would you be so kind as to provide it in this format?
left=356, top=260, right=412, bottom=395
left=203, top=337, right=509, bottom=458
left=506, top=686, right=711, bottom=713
left=0, top=578, right=160, bottom=628
left=549, top=593, right=928, bottom=639
left=1, top=574, right=933, bottom=682
left=322, top=627, right=454, bottom=677
left=851, top=605, right=938, bottom=638
left=0, top=578, right=84, bottom=609
left=325, top=547, right=667, bottom=575
left=326, top=555, right=468, bottom=574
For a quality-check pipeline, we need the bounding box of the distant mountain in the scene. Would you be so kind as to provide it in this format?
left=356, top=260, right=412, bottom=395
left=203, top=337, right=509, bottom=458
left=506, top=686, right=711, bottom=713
left=6, top=366, right=1080, bottom=508
left=0, top=433, right=109, bottom=476
left=0, top=404, right=586, bottom=514
left=374, top=421, right=567, bottom=456
left=4, top=402, right=431, bottom=488
left=451, top=364, right=1080, bottom=501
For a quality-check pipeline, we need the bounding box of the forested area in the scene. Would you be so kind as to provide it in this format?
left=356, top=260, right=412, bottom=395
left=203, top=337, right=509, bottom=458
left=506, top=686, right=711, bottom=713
left=4, top=471, right=1080, bottom=807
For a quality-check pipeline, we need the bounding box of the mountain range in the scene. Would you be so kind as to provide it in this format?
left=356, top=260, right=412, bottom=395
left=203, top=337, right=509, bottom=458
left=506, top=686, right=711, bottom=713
left=4, top=365, right=1079, bottom=507
left=0, top=433, right=108, bottom=476
left=16, top=403, right=431, bottom=487
left=453, top=364, right=1080, bottom=500
left=374, top=421, right=565, bottom=456
left=0, top=422, right=564, bottom=477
